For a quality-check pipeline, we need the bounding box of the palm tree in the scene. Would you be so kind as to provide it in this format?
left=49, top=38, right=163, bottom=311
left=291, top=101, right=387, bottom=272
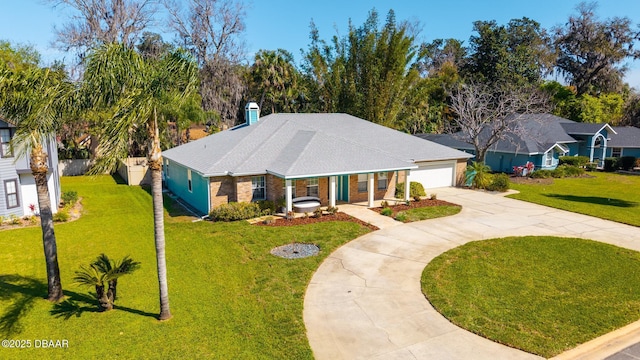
left=82, top=43, right=199, bottom=320
left=0, top=60, right=73, bottom=302
left=74, top=254, right=140, bottom=311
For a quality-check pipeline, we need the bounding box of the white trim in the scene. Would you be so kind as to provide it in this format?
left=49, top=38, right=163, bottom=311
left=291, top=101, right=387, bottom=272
left=404, top=171, right=411, bottom=201
left=329, top=176, right=336, bottom=207
left=285, top=179, right=293, bottom=213
left=367, top=173, right=374, bottom=208
left=267, top=166, right=418, bottom=180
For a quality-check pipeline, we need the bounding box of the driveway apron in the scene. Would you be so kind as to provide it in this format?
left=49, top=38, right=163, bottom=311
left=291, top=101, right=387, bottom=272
left=304, top=187, right=640, bottom=360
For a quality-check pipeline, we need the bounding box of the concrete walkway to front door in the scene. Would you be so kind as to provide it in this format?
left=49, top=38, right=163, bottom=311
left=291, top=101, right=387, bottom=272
left=304, top=187, right=640, bottom=360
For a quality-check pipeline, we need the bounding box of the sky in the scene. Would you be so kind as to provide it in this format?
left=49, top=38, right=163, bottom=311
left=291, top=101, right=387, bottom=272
left=1, top=0, right=640, bottom=88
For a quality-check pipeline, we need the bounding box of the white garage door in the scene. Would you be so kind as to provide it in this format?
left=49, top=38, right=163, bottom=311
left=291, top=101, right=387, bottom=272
left=409, top=161, right=456, bottom=189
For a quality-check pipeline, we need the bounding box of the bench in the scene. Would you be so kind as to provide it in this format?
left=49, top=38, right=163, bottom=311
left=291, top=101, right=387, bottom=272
left=292, top=196, right=321, bottom=213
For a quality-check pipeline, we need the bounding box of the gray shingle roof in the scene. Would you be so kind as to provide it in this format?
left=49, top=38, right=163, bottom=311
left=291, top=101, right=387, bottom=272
left=162, top=113, right=472, bottom=178
left=418, top=114, right=577, bottom=155
left=609, top=126, right=640, bottom=148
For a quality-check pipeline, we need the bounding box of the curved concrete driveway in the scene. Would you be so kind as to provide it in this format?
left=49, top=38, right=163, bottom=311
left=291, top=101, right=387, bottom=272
left=304, top=187, right=640, bottom=360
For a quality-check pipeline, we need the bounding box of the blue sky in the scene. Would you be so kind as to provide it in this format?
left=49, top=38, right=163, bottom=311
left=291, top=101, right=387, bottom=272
left=1, top=0, right=640, bottom=87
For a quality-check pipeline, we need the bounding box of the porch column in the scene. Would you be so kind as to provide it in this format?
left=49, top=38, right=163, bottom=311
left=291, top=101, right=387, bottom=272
left=367, top=173, right=374, bottom=208
left=329, top=176, right=336, bottom=207
left=404, top=170, right=411, bottom=201
left=285, top=179, right=293, bottom=213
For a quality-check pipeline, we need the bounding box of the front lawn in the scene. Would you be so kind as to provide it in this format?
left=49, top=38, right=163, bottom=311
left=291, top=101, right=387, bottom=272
left=508, top=172, right=640, bottom=226
left=422, top=236, right=640, bottom=358
left=0, top=176, right=371, bottom=359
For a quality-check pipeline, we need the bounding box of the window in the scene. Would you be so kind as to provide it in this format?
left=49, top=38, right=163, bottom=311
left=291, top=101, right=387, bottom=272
left=545, top=151, right=553, bottom=167
left=187, top=169, right=193, bottom=192
left=252, top=176, right=265, bottom=200
left=0, top=128, right=12, bottom=157
left=165, top=159, right=170, bottom=178
left=612, top=147, right=622, bottom=158
left=4, top=179, right=19, bottom=209
left=282, top=179, right=296, bottom=198
left=306, top=178, right=319, bottom=197
left=357, top=174, right=368, bottom=193
left=377, top=172, right=388, bottom=190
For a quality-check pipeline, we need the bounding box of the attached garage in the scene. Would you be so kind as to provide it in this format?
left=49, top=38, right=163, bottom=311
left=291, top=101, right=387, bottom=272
left=408, top=160, right=457, bottom=189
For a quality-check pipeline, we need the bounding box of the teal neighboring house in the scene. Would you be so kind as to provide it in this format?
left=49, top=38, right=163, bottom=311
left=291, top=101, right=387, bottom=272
left=419, top=114, right=627, bottom=173
left=162, top=103, right=472, bottom=215
left=606, top=126, right=640, bottom=159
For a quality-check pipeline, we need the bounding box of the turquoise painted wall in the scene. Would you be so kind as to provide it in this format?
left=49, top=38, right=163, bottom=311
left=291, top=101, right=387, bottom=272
left=606, top=148, right=640, bottom=158
left=165, top=160, right=210, bottom=215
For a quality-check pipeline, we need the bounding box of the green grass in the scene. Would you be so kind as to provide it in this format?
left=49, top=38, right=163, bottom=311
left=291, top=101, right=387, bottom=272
left=509, top=172, right=640, bottom=226
left=397, top=206, right=461, bottom=222
left=422, top=236, right=640, bottom=358
left=0, top=175, right=371, bottom=359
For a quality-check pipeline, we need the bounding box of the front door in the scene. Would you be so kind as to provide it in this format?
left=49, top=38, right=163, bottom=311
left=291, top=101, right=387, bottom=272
left=337, top=175, right=349, bottom=202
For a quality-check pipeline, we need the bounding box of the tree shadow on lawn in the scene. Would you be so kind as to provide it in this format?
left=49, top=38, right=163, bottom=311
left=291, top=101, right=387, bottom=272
left=0, top=274, right=47, bottom=337
left=0, top=274, right=157, bottom=337
left=50, top=291, right=157, bottom=320
left=544, top=194, right=638, bottom=208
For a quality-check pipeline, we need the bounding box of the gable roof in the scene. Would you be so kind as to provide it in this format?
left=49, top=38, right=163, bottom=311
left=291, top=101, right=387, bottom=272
left=418, top=113, right=577, bottom=155
left=609, top=126, right=640, bottom=148
left=560, top=122, right=617, bottom=136
left=163, top=113, right=472, bottom=179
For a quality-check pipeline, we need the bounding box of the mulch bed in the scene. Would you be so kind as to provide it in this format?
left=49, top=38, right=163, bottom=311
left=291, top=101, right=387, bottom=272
left=254, top=212, right=379, bottom=231
left=370, top=198, right=460, bottom=217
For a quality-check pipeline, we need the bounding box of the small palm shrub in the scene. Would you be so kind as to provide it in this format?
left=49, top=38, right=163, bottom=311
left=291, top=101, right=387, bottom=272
left=467, top=162, right=492, bottom=189
left=380, top=207, right=393, bottom=216
left=209, top=202, right=262, bottom=221
left=395, top=212, right=407, bottom=222
left=486, top=173, right=510, bottom=192
left=74, top=254, right=140, bottom=311
left=395, top=181, right=426, bottom=199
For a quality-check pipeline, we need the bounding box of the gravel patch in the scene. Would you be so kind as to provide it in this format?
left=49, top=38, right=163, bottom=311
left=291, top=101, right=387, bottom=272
left=271, top=243, right=320, bottom=259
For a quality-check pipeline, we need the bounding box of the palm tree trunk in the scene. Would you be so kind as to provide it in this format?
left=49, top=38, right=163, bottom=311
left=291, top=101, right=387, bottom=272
left=31, top=144, right=64, bottom=302
left=149, top=109, right=172, bottom=321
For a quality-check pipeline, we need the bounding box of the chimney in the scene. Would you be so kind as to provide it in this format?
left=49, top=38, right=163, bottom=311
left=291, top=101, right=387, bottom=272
left=245, top=102, right=260, bottom=125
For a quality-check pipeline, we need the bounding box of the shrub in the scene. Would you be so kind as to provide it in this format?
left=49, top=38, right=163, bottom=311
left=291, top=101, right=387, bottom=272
left=429, top=193, right=437, bottom=200
left=561, top=165, right=585, bottom=177
left=530, top=169, right=553, bottom=178
left=466, top=162, right=492, bottom=189
left=413, top=195, right=422, bottom=202
left=604, top=157, right=619, bottom=172
left=486, top=173, right=510, bottom=192
left=209, top=202, right=262, bottom=222
left=380, top=200, right=389, bottom=208
left=53, top=209, right=70, bottom=222
left=551, top=167, right=566, bottom=178
left=256, top=200, right=276, bottom=214
left=585, top=162, right=597, bottom=172
left=262, top=216, right=275, bottom=225
left=380, top=207, right=393, bottom=216
left=395, top=181, right=426, bottom=199
left=619, top=156, right=637, bottom=171
left=559, top=156, right=589, bottom=167
left=325, top=206, right=338, bottom=215
left=313, top=208, right=323, bottom=218
left=395, top=212, right=407, bottom=222
left=62, top=190, right=78, bottom=206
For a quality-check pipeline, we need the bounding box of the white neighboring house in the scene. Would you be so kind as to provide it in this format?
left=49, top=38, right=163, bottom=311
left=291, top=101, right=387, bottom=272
left=0, top=117, right=60, bottom=218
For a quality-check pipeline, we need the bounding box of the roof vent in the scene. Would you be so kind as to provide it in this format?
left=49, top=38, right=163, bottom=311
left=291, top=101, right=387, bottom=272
left=245, top=102, right=260, bottom=125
